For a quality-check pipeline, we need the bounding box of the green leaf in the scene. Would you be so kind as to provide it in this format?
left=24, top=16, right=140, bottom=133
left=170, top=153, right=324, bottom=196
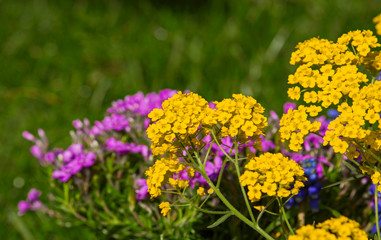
left=206, top=212, right=233, bottom=228
left=321, top=174, right=363, bottom=190
left=320, top=204, right=341, bottom=218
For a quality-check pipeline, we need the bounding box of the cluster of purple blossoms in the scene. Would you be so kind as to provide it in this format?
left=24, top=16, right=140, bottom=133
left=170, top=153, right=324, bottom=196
left=52, top=143, right=96, bottom=182
left=21, top=90, right=179, bottom=206
left=18, top=189, right=42, bottom=216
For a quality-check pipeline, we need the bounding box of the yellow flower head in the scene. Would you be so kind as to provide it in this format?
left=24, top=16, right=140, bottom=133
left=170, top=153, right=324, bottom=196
left=145, top=156, right=187, bottom=198
left=288, top=216, right=368, bottom=240
left=214, top=94, right=267, bottom=143
left=159, top=202, right=171, bottom=216
left=147, top=91, right=216, bottom=156
left=240, top=153, right=306, bottom=202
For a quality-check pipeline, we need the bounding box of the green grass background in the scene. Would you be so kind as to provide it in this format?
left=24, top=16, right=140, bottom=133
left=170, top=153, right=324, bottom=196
left=0, top=0, right=380, bottom=239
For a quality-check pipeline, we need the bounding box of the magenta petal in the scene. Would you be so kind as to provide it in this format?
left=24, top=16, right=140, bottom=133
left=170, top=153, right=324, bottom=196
left=27, top=189, right=41, bottom=202
left=18, top=201, right=30, bottom=216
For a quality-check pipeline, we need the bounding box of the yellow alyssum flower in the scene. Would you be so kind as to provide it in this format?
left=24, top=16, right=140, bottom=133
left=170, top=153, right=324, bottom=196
left=145, top=156, right=187, bottom=198
left=197, top=187, right=206, bottom=196
left=240, top=153, right=306, bottom=202
left=159, top=202, right=171, bottom=216
left=214, top=94, right=267, bottom=142
left=279, top=106, right=321, bottom=152
left=288, top=216, right=368, bottom=240
left=147, top=91, right=217, bottom=156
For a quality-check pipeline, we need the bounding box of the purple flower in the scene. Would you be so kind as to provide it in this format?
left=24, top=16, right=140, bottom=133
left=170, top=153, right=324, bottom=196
left=53, top=143, right=96, bottom=182
left=52, top=169, right=72, bottom=182
left=261, top=139, right=276, bottom=152
left=22, top=131, right=35, bottom=141
left=43, top=151, right=56, bottom=163
left=18, top=189, right=43, bottom=216
left=27, top=189, right=41, bottom=202
left=18, top=201, right=31, bottom=216
left=269, top=110, right=279, bottom=121
left=106, top=138, right=151, bottom=158
left=283, top=102, right=296, bottom=113
left=30, top=145, right=44, bottom=159
left=135, top=179, right=148, bottom=200
left=37, top=129, right=46, bottom=139
left=72, top=119, right=83, bottom=129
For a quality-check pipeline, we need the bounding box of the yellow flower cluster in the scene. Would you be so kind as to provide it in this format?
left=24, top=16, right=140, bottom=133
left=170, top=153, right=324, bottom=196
left=288, top=216, right=368, bottom=240
left=147, top=91, right=217, bottom=156
left=145, top=156, right=193, bottom=198
left=281, top=25, right=381, bottom=160
left=323, top=81, right=381, bottom=159
left=374, top=13, right=381, bottom=36
left=159, top=202, right=171, bottom=216
left=279, top=106, right=321, bottom=151
left=371, top=171, right=381, bottom=193
left=197, top=187, right=206, bottom=196
left=240, top=153, right=306, bottom=202
left=214, top=94, right=267, bottom=144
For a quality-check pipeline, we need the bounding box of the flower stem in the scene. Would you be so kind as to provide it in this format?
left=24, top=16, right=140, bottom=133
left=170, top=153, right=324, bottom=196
left=277, top=197, right=295, bottom=235
left=233, top=137, right=255, bottom=223
left=375, top=184, right=381, bottom=240
left=197, top=157, right=274, bottom=240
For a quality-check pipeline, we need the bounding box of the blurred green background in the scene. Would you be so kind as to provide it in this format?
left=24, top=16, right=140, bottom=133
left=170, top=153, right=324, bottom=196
left=0, top=0, right=380, bottom=239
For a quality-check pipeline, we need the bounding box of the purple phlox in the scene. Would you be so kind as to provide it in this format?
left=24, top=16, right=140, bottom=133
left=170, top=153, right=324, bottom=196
left=90, top=113, right=130, bottom=136
left=283, top=102, right=296, bottom=113
left=102, top=113, right=130, bottom=132
left=261, top=139, right=276, bottom=152
left=23, top=130, right=48, bottom=163
left=30, top=145, right=44, bottom=160
left=22, top=131, right=35, bottom=141
left=209, top=102, right=216, bottom=109
left=135, top=178, right=149, bottom=200
left=72, top=119, right=91, bottom=135
left=303, top=133, right=323, bottom=152
left=53, top=143, right=96, bottom=182
left=18, top=188, right=42, bottom=216
left=105, top=138, right=150, bottom=159
left=269, top=110, right=279, bottom=121
left=143, top=118, right=151, bottom=130
left=316, top=116, right=329, bottom=136
left=107, top=89, right=177, bottom=116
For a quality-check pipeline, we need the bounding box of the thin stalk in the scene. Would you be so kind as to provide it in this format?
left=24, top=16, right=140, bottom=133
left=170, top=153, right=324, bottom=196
left=211, top=131, right=233, bottom=161
left=277, top=197, right=294, bottom=235
left=196, top=154, right=274, bottom=240
left=257, top=197, right=276, bottom=223
left=375, top=184, right=381, bottom=240
left=233, top=137, right=255, bottom=223
left=180, top=192, right=231, bottom=215
left=203, top=139, right=215, bottom=166
left=216, top=157, right=229, bottom=188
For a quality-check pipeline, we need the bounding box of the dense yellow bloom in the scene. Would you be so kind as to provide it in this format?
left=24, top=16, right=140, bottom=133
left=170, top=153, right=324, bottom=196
left=214, top=94, right=267, bottom=143
left=322, top=81, right=381, bottom=162
left=279, top=106, right=321, bottom=151
left=147, top=91, right=217, bottom=156
left=197, top=187, right=206, bottom=196
left=145, top=156, right=187, bottom=198
left=240, top=153, right=306, bottom=202
left=282, top=20, right=381, bottom=174
left=159, top=202, right=171, bottom=216
left=288, top=216, right=368, bottom=240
